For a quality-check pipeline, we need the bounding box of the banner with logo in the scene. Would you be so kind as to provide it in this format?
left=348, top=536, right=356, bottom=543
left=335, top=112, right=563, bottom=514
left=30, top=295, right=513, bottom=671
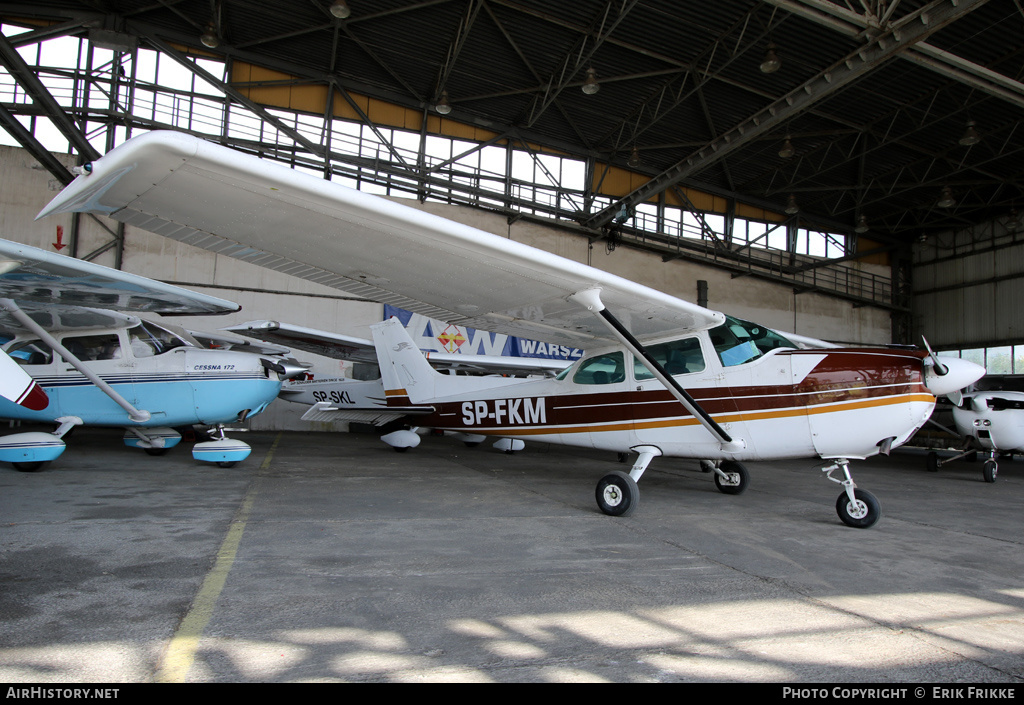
left=384, top=305, right=583, bottom=362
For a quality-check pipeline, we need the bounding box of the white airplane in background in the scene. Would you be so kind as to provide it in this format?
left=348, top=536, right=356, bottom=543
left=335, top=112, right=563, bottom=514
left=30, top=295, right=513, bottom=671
left=926, top=389, right=1024, bottom=482
left=0, top=238, right=297, bottom=471
left=38, top=131, right=985, bottom=527
left=224, top=319, right=568, bottom=452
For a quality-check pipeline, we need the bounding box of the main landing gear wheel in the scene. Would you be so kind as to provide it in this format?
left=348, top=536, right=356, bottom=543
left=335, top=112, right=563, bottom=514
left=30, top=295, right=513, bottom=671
left=596, top=471, right=639, bottom=517
left=982, top=459, right=998, bottom=483
left=836, top=489, right=881, bottom=529
left=13, top=461, right=45, bottom=472
left=926, top=451, right=939, bottom=473
left=714, top=460, right=749, bottom=495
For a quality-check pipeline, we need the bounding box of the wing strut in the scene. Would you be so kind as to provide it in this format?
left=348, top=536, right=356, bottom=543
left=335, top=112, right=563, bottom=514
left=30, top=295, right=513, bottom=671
left=0, top=298, right=151, bottom=423
left=569, top=288, right=744, bottom=453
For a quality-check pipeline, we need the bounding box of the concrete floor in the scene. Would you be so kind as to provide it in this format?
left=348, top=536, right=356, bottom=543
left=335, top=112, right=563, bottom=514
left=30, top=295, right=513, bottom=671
left=1, top=427, right=1022, bottom=683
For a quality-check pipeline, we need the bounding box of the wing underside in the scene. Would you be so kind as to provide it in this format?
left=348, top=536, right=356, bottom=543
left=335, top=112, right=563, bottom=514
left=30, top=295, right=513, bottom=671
left=39, top=131, right=723, bottom=347
left=0, top=237, right=240, bottom=317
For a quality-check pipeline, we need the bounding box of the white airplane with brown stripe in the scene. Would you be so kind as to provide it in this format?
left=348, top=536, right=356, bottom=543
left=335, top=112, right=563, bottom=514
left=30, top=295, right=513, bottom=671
left=39, top=131, right=984, bottom=527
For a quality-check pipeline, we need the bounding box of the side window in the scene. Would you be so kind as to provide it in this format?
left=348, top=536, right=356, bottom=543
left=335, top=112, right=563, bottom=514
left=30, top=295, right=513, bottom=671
left=573, top=352, right=626, bottom=385
left=60, top=333, right=122, bottom=361
left=6, top=339, right=54, bottom=366
left=635, top=337, right=706, bottom=380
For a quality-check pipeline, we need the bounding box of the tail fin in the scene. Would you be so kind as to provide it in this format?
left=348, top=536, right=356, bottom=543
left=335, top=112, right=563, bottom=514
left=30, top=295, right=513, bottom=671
left=371, top=317, right=442, bottom=405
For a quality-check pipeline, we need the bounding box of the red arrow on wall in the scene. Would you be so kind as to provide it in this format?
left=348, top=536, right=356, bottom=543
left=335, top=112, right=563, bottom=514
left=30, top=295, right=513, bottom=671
left=53, top=225, right=66, bottom=251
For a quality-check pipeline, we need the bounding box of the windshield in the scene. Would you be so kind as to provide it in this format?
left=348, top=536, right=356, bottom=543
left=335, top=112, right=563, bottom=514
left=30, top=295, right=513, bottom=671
left=129, top=321, right=193, bottom=357
left=708, top=316, right=796, bottom=367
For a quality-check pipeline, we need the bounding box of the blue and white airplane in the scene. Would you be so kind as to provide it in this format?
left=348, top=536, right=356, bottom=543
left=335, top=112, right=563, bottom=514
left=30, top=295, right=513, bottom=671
left=0, top=238, right=295, bottom=471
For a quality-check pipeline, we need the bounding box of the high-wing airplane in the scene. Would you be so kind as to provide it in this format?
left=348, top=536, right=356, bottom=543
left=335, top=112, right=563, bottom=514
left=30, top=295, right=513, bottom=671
left=225, top=318, right=568, bottom=452
left=0, top=238, right=293, bottom=471
left=925, top=389, right=1024, bottom=482
left=38, top=131, right=985, bottom=526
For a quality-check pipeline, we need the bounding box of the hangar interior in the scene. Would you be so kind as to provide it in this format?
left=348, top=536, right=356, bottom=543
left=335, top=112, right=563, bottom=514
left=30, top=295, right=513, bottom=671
left=1, top=0, right=1023, bottom=430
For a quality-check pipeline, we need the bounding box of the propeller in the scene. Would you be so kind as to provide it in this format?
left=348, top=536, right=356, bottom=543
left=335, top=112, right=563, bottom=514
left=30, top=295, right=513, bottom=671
left=922, top=336, right=948, bottom=376
left=921, top=337, right=984, bottom=406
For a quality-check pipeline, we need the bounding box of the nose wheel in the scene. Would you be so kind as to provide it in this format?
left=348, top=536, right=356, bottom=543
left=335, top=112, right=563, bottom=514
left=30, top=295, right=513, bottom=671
left=982, top=457, right=998, bottom=483
left=823, top=459, right=881, bottom=528
left=836, top=488, right=881, bottom=528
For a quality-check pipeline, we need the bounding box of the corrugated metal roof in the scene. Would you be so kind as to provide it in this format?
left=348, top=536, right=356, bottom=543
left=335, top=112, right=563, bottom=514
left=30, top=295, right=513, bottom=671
left=3, top=0, right=1023, bottom=245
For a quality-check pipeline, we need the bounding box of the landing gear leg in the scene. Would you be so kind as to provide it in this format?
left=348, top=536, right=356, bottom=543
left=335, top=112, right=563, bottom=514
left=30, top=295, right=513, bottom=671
left=595, top=445, right=661, bottom=517
left=822, top=459, right=881, bottom=528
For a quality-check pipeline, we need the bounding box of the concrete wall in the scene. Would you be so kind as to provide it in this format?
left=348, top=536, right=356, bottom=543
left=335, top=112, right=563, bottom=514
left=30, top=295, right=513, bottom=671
left=1, top=144, right=892, bottom=431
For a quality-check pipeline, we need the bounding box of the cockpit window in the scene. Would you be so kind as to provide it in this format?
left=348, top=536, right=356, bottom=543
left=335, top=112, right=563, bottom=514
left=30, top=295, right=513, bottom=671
left=573, top=352, right=626, bottom=385
left=635, top=337, right=705, bottom=379
left=6, top=339, right=54, bottom=366
left=709, top=316, right=796, bottom=367
left=129, top=321, right=192, bottom=358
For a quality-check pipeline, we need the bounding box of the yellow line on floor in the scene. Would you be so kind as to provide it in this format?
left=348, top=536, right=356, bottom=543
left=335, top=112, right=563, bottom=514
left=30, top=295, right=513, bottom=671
left=154, top=433, right=281, bottom=683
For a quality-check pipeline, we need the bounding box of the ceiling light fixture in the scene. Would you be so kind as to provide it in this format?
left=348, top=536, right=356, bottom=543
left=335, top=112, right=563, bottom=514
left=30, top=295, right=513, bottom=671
left=582, top=68, right=600, bottom=95
left=778, top=135, right=794, bottom=158
left=435, top=91, right=452, bottom=115
left=330, top=0, right=352, bottom=19
left=785, top=194, right=799, bottom=215
left=1007, top=208, right=1021, bottom=232
left=200, top=23, right=219, bottom=49
left=628, top=146, right=640, bottom=168
left=937, top=186, right=956, bottom=208
left=760, top=43, right=781, bottom=74
left=855, top=214, right=869, bottom=233
left=958, top=120, right=980, bottom=146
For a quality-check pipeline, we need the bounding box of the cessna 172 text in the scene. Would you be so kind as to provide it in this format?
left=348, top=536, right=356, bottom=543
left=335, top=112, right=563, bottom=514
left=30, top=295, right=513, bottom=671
left=39, top=131, right=985, bottom=526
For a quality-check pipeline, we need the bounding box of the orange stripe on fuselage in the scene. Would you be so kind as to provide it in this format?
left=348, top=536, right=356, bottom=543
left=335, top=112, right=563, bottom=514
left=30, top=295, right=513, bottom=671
left=432, top=392, right=935, bottom=437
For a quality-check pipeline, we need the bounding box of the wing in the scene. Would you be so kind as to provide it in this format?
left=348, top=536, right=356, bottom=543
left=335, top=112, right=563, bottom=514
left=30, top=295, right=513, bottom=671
left=0, top=304, right=139, bottom=337
left=187, top=327, right=293, bottom=356
left=226, top=319, right=570, bottom=375
left=223, top=320, right=379, bottom=363
left=39, top=131, right=724, bottom=346
left=0, top=237, right=240, bottom=316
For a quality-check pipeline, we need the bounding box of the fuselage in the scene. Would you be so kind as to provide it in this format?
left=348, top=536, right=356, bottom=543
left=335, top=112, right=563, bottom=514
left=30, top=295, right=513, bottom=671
left=0, top=320, right=282, bottom=427
left=952, top=390, right=1024, bottom=453
left=387, top=321, right=938, bottom=462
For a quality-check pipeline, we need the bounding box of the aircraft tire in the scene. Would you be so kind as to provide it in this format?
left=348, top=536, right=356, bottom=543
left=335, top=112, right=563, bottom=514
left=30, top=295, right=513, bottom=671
left=982, top=459, right=998, bottom=483
left=714, top=460, right=749, bottom=495
left=12, top=461, right=45, bottom=472
left=217, top=461, right=237, bottom=468
left=596, top=471, right=638, bottom=517
left=145, top=447, right=169, bottom=457
left=926, top=451, right=939, bottom=472
left=836, top=489, right=880, bottom=528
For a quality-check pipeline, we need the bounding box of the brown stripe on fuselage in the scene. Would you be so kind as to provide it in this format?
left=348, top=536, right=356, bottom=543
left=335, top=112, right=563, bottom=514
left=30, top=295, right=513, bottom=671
left=395, top=347, right=932, bottom=434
